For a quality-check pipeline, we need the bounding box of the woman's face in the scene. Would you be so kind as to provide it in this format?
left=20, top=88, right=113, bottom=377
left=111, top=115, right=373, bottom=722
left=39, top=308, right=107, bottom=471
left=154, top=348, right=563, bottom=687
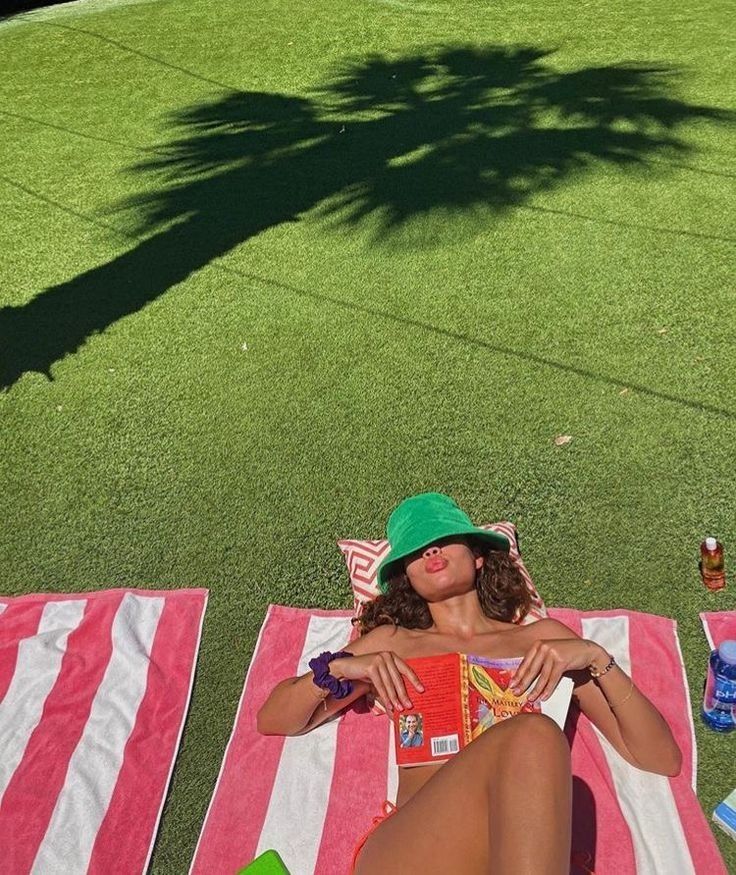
left=403, top=536, right=484, bottom=601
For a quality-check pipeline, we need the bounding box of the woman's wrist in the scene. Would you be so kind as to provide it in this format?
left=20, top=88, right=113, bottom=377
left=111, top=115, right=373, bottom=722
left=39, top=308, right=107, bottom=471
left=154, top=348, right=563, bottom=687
left=586, top=642, right=614, bottom=676
left=308, top=650, right=354, bottom=699
left=308, top=679, right=330, bottom=700
left=328, top=657, right=349, bottom=680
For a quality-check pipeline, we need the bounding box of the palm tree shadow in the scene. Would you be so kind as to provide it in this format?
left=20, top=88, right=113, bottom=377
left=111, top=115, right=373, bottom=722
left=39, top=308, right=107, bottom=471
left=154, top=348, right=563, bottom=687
left=1, top=44, right=730, bottom=389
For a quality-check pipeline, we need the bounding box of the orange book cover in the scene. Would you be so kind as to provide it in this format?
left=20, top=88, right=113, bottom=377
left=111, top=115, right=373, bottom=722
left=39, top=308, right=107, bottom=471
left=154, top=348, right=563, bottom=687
left=392, top=653, right=573, bottom=767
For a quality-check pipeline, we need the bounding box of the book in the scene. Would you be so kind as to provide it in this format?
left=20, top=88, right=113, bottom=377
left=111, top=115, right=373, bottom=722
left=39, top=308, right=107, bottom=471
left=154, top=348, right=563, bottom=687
left=392, top=653, right=574, bottom=767
left=713, top=787, right=736, bottom=841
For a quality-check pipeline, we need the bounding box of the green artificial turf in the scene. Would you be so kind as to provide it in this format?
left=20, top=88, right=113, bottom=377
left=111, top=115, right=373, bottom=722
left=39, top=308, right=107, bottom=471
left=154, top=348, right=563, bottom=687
left=1, top=0, right=735, bottom=870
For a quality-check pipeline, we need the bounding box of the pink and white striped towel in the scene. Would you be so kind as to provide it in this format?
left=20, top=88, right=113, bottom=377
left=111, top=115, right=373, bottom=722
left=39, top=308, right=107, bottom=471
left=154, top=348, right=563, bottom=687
left=700, top=611, right=736, bottom=651
left=191, top=605, right=726, bottom=875
left=0, top=587, right=207, bottom=875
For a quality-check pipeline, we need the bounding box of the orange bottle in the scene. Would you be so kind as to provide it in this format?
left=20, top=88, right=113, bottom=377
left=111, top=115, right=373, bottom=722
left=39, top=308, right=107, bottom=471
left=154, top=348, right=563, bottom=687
left=700, top=537, right=726, bottom=591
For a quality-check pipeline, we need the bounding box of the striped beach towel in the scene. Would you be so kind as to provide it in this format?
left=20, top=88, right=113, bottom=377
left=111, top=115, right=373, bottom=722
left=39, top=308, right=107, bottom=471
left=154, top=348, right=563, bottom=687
left=0, top=587, right=207, bottom=875
left=700, top=611, right=736, bottom=651
left=192, top=605, right=726, bottom=875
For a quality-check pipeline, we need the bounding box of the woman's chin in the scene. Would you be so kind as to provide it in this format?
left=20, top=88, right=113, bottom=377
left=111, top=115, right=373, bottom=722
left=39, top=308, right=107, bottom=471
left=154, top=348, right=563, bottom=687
left=422, top=576, right=475, bottom=600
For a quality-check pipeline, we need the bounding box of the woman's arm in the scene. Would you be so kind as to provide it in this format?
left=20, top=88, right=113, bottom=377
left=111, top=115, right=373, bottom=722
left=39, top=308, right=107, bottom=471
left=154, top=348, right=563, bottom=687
left=256, top=670, right=371, bottom=737
left=511, top=619, right=682, bottom=777
left=571, top=648, right=682, bottom=777
left=256, top=623, right=419, bottom=736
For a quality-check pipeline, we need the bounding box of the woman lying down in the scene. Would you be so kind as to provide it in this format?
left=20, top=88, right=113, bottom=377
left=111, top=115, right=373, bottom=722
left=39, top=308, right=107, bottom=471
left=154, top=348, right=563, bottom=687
left=258, top=493, right=681, bottom=875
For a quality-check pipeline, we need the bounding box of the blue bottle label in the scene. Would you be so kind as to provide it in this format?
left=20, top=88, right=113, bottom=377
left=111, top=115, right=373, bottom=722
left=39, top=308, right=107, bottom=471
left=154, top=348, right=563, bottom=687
left=714, top=676, right=736, bottom=705
left=703, top=656, right=736, bottom=731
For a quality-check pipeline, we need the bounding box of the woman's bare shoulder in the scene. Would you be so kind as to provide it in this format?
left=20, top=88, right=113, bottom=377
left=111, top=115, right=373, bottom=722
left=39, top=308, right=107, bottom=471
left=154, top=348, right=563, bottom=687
left=521, top=617, right=580, bottom=640
left=348, top=622, right=410, bottom=655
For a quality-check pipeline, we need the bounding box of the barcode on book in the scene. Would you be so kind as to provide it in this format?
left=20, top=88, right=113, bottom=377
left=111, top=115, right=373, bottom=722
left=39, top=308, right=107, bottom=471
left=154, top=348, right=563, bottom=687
left=431, top=734, right=459, bottom=757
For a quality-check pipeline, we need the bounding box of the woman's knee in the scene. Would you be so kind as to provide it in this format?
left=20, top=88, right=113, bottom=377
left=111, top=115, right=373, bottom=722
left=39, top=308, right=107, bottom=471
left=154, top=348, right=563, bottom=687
left=476, top=713, right=570, bottom=770
left=504, top=711, right=567, bottom=740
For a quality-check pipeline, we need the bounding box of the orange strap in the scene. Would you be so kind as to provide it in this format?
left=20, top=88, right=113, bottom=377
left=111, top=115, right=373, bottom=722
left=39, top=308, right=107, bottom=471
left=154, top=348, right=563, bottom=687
left=572, top=851, right=597, bottom=874
left=351, top=801, right=398, bottom=872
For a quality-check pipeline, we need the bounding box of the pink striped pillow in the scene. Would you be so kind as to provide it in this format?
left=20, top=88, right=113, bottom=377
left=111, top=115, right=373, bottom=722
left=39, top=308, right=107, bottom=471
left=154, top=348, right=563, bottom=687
left=338, top=521, right=547, bottom=625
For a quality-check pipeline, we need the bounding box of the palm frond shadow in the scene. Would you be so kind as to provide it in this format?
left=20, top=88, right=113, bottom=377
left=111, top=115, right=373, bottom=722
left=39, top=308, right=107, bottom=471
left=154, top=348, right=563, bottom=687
left=1, top=44, right=731, bottom=388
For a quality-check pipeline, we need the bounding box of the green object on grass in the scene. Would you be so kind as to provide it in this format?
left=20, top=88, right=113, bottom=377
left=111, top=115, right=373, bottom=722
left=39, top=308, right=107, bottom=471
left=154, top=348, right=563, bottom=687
left=238, top=849, right=290, bottom=875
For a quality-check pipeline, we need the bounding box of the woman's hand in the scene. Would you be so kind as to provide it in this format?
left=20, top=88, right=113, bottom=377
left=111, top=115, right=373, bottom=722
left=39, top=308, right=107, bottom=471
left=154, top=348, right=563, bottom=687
left=511, top=638, right=601, bottom=702
left=330, top=652, right=425, bottom=712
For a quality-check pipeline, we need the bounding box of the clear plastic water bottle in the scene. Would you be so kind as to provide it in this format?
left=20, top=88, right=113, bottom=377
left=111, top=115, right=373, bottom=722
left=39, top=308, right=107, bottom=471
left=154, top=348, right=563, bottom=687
left=702, top=640, right=736, bottom=732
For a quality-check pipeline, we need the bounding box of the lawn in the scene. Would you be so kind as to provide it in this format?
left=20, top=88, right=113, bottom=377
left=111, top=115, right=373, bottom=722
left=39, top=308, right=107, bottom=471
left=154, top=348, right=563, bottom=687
left=1, top=0, right=734, bottom=871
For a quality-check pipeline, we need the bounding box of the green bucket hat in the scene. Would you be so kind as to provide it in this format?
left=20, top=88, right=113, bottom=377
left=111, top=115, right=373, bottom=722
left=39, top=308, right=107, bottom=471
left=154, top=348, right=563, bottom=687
left=376, top=492, right=510, bottom=592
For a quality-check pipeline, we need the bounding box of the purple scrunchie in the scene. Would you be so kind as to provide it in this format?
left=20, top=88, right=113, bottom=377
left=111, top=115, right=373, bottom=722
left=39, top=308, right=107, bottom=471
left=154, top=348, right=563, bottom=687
left=308, top=650, right=354, bottom=699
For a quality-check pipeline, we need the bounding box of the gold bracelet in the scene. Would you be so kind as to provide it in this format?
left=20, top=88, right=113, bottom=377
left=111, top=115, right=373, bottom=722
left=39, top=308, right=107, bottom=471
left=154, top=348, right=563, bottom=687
left=607, top=679, right=635, bottom=709
left=310, top=683, right=330, bottom=701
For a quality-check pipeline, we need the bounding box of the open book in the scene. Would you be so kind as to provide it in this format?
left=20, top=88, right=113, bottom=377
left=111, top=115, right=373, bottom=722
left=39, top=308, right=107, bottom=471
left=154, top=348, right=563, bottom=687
left=392, top=653, right=574, bottom=767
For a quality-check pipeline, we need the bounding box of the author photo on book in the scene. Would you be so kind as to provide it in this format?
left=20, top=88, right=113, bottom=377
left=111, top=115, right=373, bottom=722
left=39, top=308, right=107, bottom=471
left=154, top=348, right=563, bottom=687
left=399, top=713, right=424, bottom=748
left=258, top=492, right=682, bottom=874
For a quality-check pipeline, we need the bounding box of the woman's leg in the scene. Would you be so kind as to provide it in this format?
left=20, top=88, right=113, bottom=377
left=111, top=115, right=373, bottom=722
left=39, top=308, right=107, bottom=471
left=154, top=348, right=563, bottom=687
left=354, top=713, right=572, bottom=875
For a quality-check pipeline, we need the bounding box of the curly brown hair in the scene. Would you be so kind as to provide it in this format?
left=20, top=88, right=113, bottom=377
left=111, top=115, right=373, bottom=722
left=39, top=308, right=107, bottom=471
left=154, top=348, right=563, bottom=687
left=353, top=540, right=531, bottom=634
